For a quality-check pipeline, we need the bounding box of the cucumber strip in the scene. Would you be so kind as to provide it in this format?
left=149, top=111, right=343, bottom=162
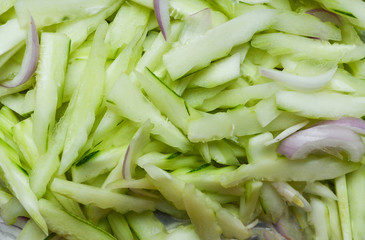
left=267, top=0, right=291, bottom=10
left=38, top=198, right=116, bottom=240
left=348, top=59, right=365, bottom=79
left=188, top=53, right=241, bottom=88
left=246, top=132, right=277, bottom=164
left=0, top=0, right=16, bottom=15
left=53, top=191, right=85, bottom=219
left=200, top=82, right=280, bottom=112
left=50, top=178, right=156, bottom=213
left=56, top=0, right=122, bottom=53
left=183, top=83, right=228, bottom=108
left=72, top=147, right=125, bottom=183
left=58, top=22, right=108, bottom=175
left=208, top=140, right=240, bottom=165
left=163, top=8, right=277, bottom=80
left=0, top=18, right=26, bottom=56
left=52, top=175, right=85, bottom=219
left=0, top=58, right=20, bottom=83
left=31, top=23, right=108, bottom=196
left=105, top=178, right=156, bottom=191
left=91, top=110, right=125, bottom=145
left=107, top=211, right=134, bottom=240
left=136, top=68, right=191, bottom=133
left=16, top=219, right=47, bottom=240
left=323, top=197, right=342, bottom=240
left=0, top=145, right=47, bottom=233
left=170, top=0, right=227, bottom=26
left=122, top=120, right=153, bottom=179
left=137, top=152, right=203, bottom=170
left=144, top=163, right=186, bottom=210
left=254, top=97, right=281, bottom=127
left=182, top=183, right=222, bottom=240
left=126, top=211, right=168, bottom=240
left=0, top=89, right=35, bottom=117
left=317, top=0, right=365, bottom=28
left=94, top=119, right=139, bottom=152
left=172, top=166, right=243, bottom=195
left=0, top=42, right=24, bottom=70
left=135, top=22, right=183, bottom=73
left=62, top=59, right=87, bottom=103
left=0, top=196, right=28, bottom=225
left=14, top=0, right=120, bottom=28
left=84, top=205, right=110, bottom=226
left=107, top=73, right=192, bottom=152
left=105, top=1, right=151, bottom=55
left=346, top=165, right=365, bottom=240
left=276, top=90, right=365, bottom=119
left=221, top=156, right=360, bottom=187
left=252, top=32, right=365, bottom=63
left=239, top=180, right=263, bottom=224
left=13, top=118, right=39, bottom=168
left=259, top=182, right=286, bottom=223
left=309, top=197, right=329, bottom=240
left=206, top=0, right=234, bottom=18
left=166, top=225, right=200, bottom=240
left=303, top=182, right=337, bottom=200
left=273, top=11, right=342, bottom=41
left=188, top=106, right=305, bottom=142
left=179, top=8, right=213, bottom=45
left=101, top=147, right=128, bottom=189
left=33, top=32, right=70, bottom=155
left=29, top=112, right=70, bottom=198
left=105, top=28, right=146, bottom=94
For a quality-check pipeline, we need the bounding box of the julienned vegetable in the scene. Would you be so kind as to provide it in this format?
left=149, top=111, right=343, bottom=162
left=1, top=16, right=39, bottom=88
left=0, top=0, right=365, bottom=240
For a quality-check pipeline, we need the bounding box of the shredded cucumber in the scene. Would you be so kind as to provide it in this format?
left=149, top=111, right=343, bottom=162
left=1, top=1, right=365, bottom=239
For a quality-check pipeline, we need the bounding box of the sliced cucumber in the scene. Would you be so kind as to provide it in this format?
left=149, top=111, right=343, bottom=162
left=188, top=53, right=241, bottom=88
left=33, top=32, right=70, bottom=155
left=16, top=219, right=47, bottom=240
left=0, top=145, right=47, bottom=233
left=163, top=8, right=277, bottom=80
left=107, top=211, right=134, bottom=240
left=105, top=1, right=151, bottom=55
left=222, top=156, right=360, bottom=187
left=38, top=198, right=116, bottom=240
left=273, top=11, right=342, bottom=41
left=136, top=68, right=191, bottom=133
left=15, top=0, right=121, bottom=28
left=252, top=32, right=365, bottom=63
left=276, top=90, right=365, bottom=119
left=107, top=73, right=192, bottom=152
left=0, top=18, right=26, bottom=56
left=59, top=22, right=108, bottom=174
left=50, top=178, right=156, bottom=213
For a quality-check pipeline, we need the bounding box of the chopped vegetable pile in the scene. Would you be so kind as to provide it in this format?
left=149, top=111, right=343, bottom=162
left=0, top=0, right=365, bottom=239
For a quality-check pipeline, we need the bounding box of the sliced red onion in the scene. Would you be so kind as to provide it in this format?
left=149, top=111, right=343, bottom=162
left=277, top=125, right=365, bottom=162
left=313, top=117, right=365, bottom=135
left=122, top=120, right=153, bottom=180
left=260, top=67, right=337, bottom=91
left=153, top=0, right=170, bottom=41
left=306, top=8, right=342, bottom=26
left=1, top=17, right=39, bottom=88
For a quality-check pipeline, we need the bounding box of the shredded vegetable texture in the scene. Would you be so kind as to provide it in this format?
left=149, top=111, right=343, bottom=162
left=1, top=0, right=365, bottom=239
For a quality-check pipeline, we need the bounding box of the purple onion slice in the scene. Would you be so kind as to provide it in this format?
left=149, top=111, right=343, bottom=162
left=1, top=17, right=39, bottom=88
left=153, top=0, right=170, bottom=41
